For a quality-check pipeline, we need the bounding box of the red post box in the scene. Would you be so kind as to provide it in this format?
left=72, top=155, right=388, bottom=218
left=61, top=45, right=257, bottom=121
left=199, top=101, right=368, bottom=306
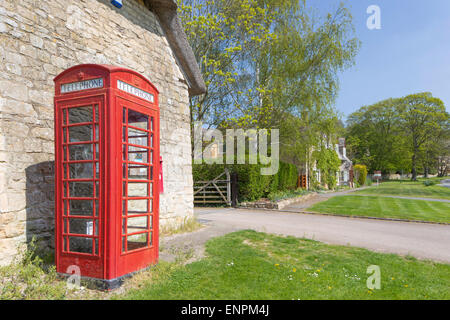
left=54, top=64, right=160, bottom=289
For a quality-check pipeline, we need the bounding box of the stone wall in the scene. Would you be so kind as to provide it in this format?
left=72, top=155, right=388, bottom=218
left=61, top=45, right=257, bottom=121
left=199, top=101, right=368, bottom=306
left=0, top=0, right=194, bottom=265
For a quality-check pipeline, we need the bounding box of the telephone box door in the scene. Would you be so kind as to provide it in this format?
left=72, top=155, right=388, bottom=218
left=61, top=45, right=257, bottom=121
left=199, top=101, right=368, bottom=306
left=55, top=96, right=105, bottom=278
left=117, top=96, right=159, bottom=274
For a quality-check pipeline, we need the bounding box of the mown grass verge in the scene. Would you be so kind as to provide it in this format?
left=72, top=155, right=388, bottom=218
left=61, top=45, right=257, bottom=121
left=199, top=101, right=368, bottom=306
left=353, top=180, right=450, bottom=200
left=117, top=230, right=450, bottom=300
left=307, top=195, right=450, bottom=223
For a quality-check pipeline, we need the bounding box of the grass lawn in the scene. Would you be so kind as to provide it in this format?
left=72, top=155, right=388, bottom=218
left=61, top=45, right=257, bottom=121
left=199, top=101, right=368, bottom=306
left=307, top=195, right=450, bottom=223
left=354, top=180, right=450, bottom=200
left=117, top=230, right=450, bottom=300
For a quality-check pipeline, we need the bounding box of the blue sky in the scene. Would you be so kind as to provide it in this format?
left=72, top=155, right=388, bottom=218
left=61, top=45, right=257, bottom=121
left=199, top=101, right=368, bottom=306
left=312, top=0, right=450, bottom=119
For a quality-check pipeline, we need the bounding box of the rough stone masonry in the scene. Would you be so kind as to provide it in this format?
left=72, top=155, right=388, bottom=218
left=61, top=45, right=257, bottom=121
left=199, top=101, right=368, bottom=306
left=0, top=0, right=203, bottom=265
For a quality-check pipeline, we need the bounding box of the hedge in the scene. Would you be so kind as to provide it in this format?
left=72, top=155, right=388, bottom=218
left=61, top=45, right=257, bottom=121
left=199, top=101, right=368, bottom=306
left=354, top=164, right=368, bottom=186
left=193, top=160, right=298, bottom=202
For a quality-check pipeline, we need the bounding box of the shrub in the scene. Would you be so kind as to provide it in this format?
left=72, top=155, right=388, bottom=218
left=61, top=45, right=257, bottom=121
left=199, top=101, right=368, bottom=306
left=423, top=180, right=438, bottom=187
left=0, top=238, right=68, bottom=300
left=354, top=164, right=368, bottom=186
left=313, top=148, right=341, bottom=190
left=326, top=174, right=338, bottom=190
left=277, top=162, right=298, bottom=191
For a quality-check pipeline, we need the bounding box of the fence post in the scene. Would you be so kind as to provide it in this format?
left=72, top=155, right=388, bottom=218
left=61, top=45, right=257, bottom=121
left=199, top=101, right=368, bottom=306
left=225, top=169, right=231, bottom=206
left=231, top=172, right=238, bottom=208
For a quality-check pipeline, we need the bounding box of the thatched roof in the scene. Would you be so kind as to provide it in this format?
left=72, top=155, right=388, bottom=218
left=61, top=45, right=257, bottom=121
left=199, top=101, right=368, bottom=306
left=144, top=0, right=206, bottom=96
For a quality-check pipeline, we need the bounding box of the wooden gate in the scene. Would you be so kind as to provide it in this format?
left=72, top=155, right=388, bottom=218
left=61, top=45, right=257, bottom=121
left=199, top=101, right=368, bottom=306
left=194, top=169, right=231, bottom=206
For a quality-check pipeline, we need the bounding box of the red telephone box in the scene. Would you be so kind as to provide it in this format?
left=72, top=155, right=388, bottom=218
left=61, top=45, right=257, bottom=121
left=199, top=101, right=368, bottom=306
left=54, top=64, right=160, bottom=288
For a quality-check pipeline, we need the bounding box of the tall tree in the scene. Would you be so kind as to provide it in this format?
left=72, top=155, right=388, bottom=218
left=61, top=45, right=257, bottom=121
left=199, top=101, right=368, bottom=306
left=346, top=93, right=449, bottom=180
left=178, top=0, right=277, bottom=128
left=398, top=93, right=448, bottom=180
left=346, top=98, right=410, bottom=173
left=179, top=0, right=360, bottom=182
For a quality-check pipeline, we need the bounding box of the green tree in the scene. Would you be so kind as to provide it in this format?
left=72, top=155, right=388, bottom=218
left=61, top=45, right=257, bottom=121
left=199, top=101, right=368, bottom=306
left=346, top=93, right=449, bottom=180
left=312, top=141, right=341, bottom=189
left=178, top=0, right=277, bottom=127
left=398, top=93, right=449, bottom=180
left=346, top=98, right=410, bottom=173
left=180, top=0, right=359, bottom=181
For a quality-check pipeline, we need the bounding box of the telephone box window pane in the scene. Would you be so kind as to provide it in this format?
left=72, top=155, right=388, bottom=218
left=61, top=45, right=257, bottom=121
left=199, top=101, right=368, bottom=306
left=95, top=124, right=99, bottom=141
left=127, top=233, right=147, bottom=251
left=95, top=143, right=99, bottom=159
left=150, top=117, right=154, bottom=131
left=127, top=216, right=148, bottom=234
left=128, top=146, right=148, bottom=163
left=69, top=199, right=94, bottom=216
left=127, top=182, right=148, bottom=197
left=128, top=109, right=148, bottom=130
left=95, top=181, right=100, bottom=198
left=94, top=106, right=99, bottom=122
left=63, top=128, right=67, bottom=143
left=94, top=239, right=99, bottom=255
left=122, top=164, right=127, bottom=178
left=69, top=237, right=93, bottom=254
left=69, top=144, right=93, bottom=160
left=69, top=181, right=94, bottom=198
left=128, top=165, right=148, bottom=179
left=150, top=231, right=153, bottom=246
left=128, top=127, right=148, bottom=146
left=96, top=162, right=100, bottom=178
left=127, top=199, right=147, bottom=214
left=69, top=218, right=94, bottom=235
left=69, top=125, right=93, bottom=142
left=94, top=200, right=99, bottom=217
left=68, top=106, right=93, bottom=124
left=69, top=163, right=93, bottom=179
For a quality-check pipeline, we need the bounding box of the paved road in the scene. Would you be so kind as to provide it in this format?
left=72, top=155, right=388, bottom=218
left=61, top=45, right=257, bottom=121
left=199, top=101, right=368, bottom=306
left=439, top=179, right=450, bottom=188
left=195, top=207, right=450, bottom=263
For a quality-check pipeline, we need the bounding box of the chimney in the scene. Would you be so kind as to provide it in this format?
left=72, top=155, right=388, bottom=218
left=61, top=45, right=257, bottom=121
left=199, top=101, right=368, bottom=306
left=338, top=138, right=346, bottom=158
